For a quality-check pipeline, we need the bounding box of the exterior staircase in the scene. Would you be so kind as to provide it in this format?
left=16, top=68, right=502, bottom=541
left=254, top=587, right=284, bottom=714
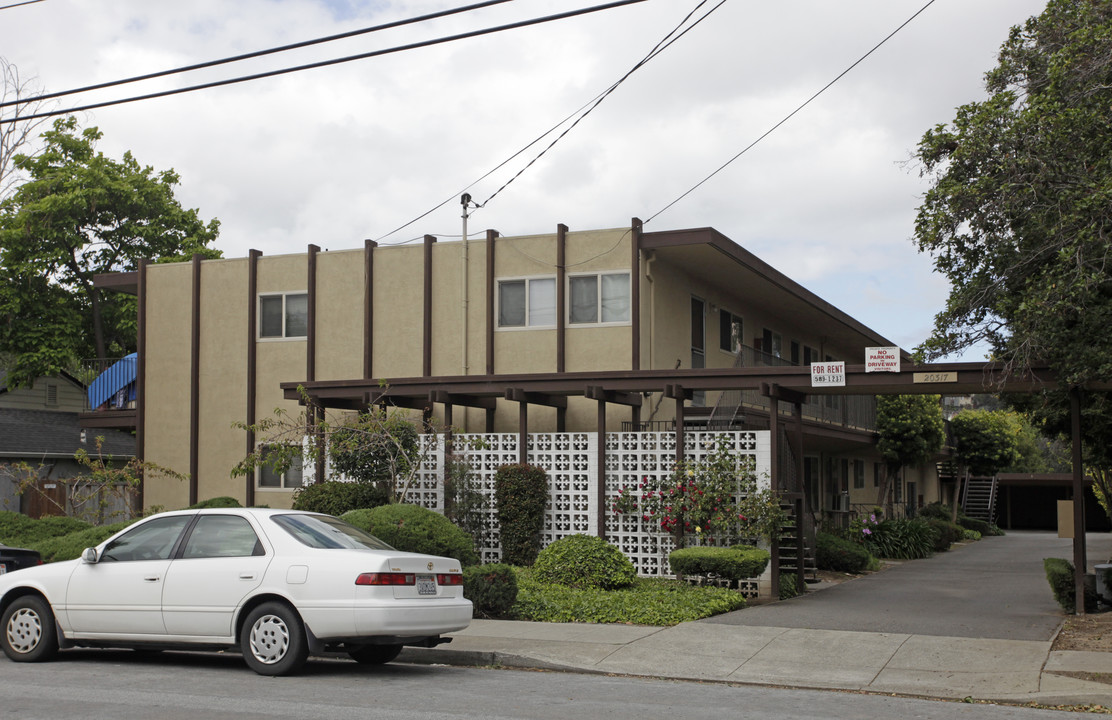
left=775, top=492, right=818, bottom=591
left=961, top=474, right=999, bottom=525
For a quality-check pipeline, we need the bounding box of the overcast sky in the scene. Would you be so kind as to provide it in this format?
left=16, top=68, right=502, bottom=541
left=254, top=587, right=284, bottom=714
left=1, top=0, right=1049, bottom=361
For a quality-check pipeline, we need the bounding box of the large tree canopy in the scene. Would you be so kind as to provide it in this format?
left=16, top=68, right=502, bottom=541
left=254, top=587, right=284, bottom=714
left=914, top=0, right=1112, bottom=386
left=0, top=117, right=221, bottom=387
left=875, top=395, right=945, bottom=509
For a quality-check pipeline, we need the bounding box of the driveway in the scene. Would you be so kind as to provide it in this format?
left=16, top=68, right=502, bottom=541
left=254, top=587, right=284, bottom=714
left=703, top=531, right=1112, bottom=641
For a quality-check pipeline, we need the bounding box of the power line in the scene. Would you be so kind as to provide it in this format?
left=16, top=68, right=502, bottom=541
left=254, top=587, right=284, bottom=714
left=646, top=0, right=939, bottom=225
left=475, top=0, right=726, bottom=216
left=373, top=0, right=722, bottom=245
left=0, top=0, right=651, bottom=124
left=0, top=0, right=46, bottom=10
left=0, top=0, right=516, bottom=108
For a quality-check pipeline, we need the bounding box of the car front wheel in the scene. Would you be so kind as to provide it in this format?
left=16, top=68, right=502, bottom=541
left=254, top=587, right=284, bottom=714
left=2, top=595, right=59, bottom=663
left=241, top=602, right=308, bottom=676
left=347, top=643, right=402, bottom=665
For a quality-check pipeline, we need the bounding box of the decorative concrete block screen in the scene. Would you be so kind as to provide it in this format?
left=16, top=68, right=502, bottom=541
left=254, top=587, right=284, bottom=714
left=400, top=431, right=769, bottom=577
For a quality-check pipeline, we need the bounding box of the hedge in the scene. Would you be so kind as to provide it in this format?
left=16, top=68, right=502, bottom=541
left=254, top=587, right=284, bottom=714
left=463, top=563, right=518, bottom=617
left=292, top=480, right=389, bottom=516
left=1044, top=557, right=1097, bottom=613
left=493, top=464, right=548, bottom=566
left=343, top=504, right=479, bottom=566
left=815, top=532, right=872, bottom=573
left=533, top=534, right=637, bottom=589
left=668, top=545, right=770, bottom=581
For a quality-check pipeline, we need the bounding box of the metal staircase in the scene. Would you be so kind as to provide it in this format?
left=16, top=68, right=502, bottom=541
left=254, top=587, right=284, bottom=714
left=776, top=492, right=818, bottom=587
left=960, top=474, right=999, bottom=525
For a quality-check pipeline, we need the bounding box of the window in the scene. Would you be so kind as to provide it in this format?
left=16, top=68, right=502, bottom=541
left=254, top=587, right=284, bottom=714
left=101, top=515, right=192, bottom=562
left=256, top=445, right=304, bottom=489
left=803, top=345, right=819, bottom=365
left=569, top=272, right=630, bottom=324
left=274, top=513, right=394, bottom=550
left=498, top=277, right=555, bottom=328
left=853, top=460, right=865, bottom=489
left=719, top=310, right=743, bottom=354
left=181, top=515, right=264, bottom=558
left=873, top=462, right=881, bottom=488
left=691, top=297, right=705, bottom=406
left=259, top=293, right=308, bottom=339
left=762, top=328, right=782, bottom=359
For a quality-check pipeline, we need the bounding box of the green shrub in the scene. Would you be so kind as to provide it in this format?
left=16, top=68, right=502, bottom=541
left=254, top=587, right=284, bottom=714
left=866, top=518, right=935, bottom=559
left=815, top=531, right=872, bottom=573
left=779, top=572, right=801, bottom=600
left=493, top=464, right=548, bottom=566
left=513, top=570, right=746, bottom=624
left=918, top=502, right=1002, bottom=536
left=292, top=480, right=389, bottom=516
left=533, top=534, right=637, bottom=590
left=668, top=545, right=770, bottom=581
left=922, top=517, right=963, bottom=552
left=0, top=512, right=92, bottom=546
left=962, top=528, right=982, bottom=541
left=343, top=504, right=480, bottom=566
left=463, top=563, right=518, bottom=617
left=188, top=496, right=242, bottom=509
left=1044, top=557, right=1098, bottom=613
left=30, top=521, right=134, bottom=562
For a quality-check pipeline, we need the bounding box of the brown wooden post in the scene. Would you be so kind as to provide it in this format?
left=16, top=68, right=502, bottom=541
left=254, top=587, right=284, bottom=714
left=245, top=250, right=261, bottom=507
left=363, top=240, right=376, bottom=380
left=189, top=254, right=202, bottom=506
left=423, top=235, right=436, bottom=377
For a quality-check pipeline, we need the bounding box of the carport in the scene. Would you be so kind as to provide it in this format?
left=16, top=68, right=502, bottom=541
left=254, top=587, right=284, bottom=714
left=286, top=359, right=1108, bottom=613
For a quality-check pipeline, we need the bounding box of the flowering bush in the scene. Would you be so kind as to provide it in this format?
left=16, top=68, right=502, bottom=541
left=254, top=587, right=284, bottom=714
left=634, top=438, right=786, bottom=548
left=610, top=485, right=640, bottom=515
left=849, top=513, right=880, bottom=543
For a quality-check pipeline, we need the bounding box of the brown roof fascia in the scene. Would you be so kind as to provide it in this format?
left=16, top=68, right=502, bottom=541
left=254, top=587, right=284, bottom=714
left=640, top=227, right=904, bottom=355
left=282, top=362, right=1083, bottom=406
left=93, top=271, right=139, bottom=295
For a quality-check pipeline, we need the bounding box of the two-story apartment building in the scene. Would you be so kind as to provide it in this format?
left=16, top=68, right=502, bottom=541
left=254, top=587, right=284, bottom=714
left=90, top=220, right=945, bottom=515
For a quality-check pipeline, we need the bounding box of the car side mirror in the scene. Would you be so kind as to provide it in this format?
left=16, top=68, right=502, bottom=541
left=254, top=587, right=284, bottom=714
left=81, top=547, right=99, bottom=564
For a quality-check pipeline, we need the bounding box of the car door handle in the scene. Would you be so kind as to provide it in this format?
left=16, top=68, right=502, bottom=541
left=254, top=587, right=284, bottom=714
left=144, top=576, right=161, bottom=582
left=239, top=573, right=256, bottom=580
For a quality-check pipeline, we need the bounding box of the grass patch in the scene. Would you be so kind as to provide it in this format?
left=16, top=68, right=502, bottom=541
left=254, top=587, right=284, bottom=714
left=511, top=568, right=746, bottom=625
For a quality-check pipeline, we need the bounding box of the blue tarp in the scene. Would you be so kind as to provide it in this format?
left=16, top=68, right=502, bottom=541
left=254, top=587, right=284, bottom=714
left=87, top=353, right=137, bottom=410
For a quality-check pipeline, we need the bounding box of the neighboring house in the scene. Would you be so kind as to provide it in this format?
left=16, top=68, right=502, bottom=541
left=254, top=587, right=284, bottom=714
left=86, top=221, right=950, bottom=518
left=0, top=372, right=135, bottom=518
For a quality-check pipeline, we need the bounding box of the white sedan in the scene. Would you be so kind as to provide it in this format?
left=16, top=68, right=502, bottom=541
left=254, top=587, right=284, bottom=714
left=0, top=508, right=472, bottom=675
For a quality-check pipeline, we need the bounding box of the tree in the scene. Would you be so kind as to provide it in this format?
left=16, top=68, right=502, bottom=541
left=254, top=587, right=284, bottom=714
left=0, top=117, right=221, bottom=387
left=949, top=409, right=1022, bottom=521
left=875, top=395, right=945, bottom=514
left=913, top=0, right=1112, bottom=387
left=0, top=58, right=54, bottom=202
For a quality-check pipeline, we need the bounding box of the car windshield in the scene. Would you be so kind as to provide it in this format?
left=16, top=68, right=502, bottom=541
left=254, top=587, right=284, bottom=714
left=271, top=514, right=394, bottom=551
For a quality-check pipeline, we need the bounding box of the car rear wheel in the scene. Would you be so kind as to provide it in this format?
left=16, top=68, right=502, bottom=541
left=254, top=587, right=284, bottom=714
left=241, top=602, right=308, bottom=676
left=347, top=643, right=402, bottom=665
left=2, top=595, right=58, bottom=662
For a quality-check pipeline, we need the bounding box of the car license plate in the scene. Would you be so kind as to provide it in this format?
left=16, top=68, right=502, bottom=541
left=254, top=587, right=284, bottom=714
left=416, top=574, right=436, bottom=596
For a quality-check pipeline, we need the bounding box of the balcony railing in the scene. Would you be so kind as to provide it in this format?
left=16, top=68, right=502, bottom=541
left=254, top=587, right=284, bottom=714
left=80, top=355, right=137, bottom=413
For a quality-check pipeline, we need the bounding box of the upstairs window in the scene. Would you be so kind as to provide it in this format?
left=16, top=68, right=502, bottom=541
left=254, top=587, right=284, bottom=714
left=498, top=277, right=555, bottom=328
left=259, top=293, right=308, bottom=339
left=719, top=311, right=743, bottom=354
left=569, top=272, right=630, bottom=325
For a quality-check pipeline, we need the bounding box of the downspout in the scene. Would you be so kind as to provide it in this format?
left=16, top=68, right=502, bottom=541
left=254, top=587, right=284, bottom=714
left=461, top=195, right=475, bottom=432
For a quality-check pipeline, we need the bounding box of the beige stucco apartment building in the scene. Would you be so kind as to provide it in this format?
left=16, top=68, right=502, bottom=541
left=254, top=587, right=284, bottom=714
left=87, top=221, right=947, bottom=515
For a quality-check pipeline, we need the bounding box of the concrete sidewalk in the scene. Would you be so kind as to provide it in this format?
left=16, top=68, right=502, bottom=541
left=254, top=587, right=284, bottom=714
left=403, top=617, right=1112, bottom=707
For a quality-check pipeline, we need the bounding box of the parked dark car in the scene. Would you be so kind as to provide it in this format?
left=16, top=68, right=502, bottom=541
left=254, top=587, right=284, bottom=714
left=0, top=545, right=42, bottom=575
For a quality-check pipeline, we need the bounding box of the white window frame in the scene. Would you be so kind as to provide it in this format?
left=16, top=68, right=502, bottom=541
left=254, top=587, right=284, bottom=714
left=258, top=292, right=308, bottom=340
left=567, top=271, right=631, bottom=326
left=496, top=275, right=557, bottom=330
left=255, top=444, right=305, bottom=491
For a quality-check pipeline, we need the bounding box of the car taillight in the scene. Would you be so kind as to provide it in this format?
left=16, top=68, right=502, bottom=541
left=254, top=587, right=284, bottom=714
left=437, top=573, right=463, bottom=586
left=355, top=573, right=416, bottom=586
